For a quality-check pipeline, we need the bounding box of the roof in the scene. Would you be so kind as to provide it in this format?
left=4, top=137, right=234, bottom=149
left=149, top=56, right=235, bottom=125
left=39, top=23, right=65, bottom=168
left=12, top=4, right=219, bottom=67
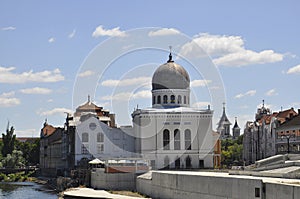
left=76, top=101, right=102, bottom=112
left=217, top=106, right=231, bottom=129
left=152, top=54, right=190, bottom=90
left=277, top=114, right=300, bottom=129
left=257, top=108, right=297, bottom=125
left=132, top=106, right=213, bottom=116
left=233, top=118, right=240, bottom=129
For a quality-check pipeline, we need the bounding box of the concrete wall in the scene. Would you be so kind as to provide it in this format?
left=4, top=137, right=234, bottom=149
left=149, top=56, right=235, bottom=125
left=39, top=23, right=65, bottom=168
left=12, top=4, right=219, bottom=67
left=137, top=171, right=300, bottom=199
left=91, top=168, right=136, bottom=191
left=265, top=182, right=300, bottom=199
left=137, top=171, right=264, bottom=199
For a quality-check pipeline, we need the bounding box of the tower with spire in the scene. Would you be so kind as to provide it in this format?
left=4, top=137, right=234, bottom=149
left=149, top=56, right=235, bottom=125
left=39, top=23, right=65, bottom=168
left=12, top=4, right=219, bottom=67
left=217, top=103, right=232, bottom=139
left=232, top=117, right=240, bottom=139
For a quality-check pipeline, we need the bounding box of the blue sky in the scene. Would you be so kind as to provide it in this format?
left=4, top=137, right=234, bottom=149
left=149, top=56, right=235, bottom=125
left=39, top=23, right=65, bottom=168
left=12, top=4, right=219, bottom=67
left=1, top=0, right=300, bottom=137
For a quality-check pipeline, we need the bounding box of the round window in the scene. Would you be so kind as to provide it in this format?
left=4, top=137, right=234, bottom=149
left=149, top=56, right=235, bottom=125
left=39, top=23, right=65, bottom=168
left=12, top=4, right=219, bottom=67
left=89, top=123, right=97, bottom=130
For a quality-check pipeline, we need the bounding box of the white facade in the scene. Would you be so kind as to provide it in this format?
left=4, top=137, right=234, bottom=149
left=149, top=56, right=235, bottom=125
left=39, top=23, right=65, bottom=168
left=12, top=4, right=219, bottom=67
left=75, top=115, right=136, bottom=166
left=132, top=54, right=214, bottom=169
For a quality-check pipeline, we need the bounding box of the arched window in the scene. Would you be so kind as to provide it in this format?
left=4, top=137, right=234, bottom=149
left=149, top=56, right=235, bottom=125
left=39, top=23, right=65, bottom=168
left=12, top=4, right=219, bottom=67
left=157, top=95, right=161, bottom=104
left=175, top=157, right=180, bottom=169
left=184, top=96, right=187, bottom=104
left=174, top=129, right=181, bottom=150
left=82, top=133, right=89, bottom=142
left=163, top=95, right=168, bottom=104
left=186, top=156, right=191, bottom=168
left=164, top=156, right=170, bottom=169
left=97, top=132, right=104, bottom=142
left=185, top=129, right=191, bottom=150
left=170, top=95, right=175, bottom=103
left=178, top=95, right=182, bottom=104
left=153, top=96, right=156, bottom=105
left=163, top=129, right=170, bottom=150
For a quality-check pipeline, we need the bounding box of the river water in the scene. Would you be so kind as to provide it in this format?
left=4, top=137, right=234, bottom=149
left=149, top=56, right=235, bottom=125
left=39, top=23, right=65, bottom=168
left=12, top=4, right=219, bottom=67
left=0, top=182, right=58, bottom=199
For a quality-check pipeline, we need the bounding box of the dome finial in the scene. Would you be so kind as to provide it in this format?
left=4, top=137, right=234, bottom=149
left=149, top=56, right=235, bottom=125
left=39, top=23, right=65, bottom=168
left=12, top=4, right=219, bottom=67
left=167, top=46, right=174, bottom=63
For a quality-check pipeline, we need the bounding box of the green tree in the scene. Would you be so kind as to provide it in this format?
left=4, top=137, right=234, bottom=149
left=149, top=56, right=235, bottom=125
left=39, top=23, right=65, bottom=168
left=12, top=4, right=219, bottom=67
left=2, top=126, right=16, bottom=157
left=1, top=150, right=25, bottom=168
left=221, top=136, right=244, bottom=167
left=15, top=139, right=40, bottom=166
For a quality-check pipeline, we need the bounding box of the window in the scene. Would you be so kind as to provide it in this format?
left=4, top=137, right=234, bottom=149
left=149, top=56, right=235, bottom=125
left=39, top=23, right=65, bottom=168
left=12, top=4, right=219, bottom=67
left=184, top=96, right=187, bottom=104
left=185, top=129, right=191, bottom=150
left=164, top=156, right=169, bottom=169
left=89, top=123, right=97, bottom=131
left=153, top=96, right=156, bottom=104
left=163, top=129, right=170, bottom=150
left=174, top=129, right=181, bottom=150
left=255, top=187, right=260, bottom=197
left=97, top=132, right=104, bottom=142
left=82, top=133, right=89, bottom=142
left=175, top=158, right=180, bottom=169
left=186, top=156, right=191, bottom=168
left=97, top=144, right=104, bottom=154
left=163, top=95, right=168, bottom=104
left=178, top=95, right=182, bottom=104
left=81, top=144, right=89, bottom=154
left=170, top=95, right=175, bottom=103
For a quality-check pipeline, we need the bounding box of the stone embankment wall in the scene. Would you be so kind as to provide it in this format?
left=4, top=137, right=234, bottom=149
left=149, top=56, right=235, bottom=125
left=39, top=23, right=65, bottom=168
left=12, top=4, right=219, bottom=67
left=91, top=168, right=136, bottom=191
left=137, top=171, right=300, bottom=199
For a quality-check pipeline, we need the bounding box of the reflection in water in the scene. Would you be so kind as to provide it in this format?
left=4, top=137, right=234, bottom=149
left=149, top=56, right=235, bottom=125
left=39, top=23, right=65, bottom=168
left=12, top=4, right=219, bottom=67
left=0, top=182, right=58, bottom=199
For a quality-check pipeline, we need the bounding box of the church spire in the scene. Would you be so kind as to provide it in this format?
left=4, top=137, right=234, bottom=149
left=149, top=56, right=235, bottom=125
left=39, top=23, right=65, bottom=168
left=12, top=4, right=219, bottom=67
left=167, top=46, right=174, bottom=63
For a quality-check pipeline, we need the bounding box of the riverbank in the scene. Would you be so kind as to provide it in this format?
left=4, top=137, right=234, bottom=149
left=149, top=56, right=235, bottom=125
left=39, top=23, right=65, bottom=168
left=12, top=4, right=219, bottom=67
left=0, top=171, right=36, bottom=182
left=63, top=187, right=150, bottom=199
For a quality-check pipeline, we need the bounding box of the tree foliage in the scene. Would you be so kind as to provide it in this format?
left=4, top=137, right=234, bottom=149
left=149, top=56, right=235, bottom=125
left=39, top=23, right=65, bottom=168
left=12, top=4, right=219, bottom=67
left=1, top=126, right=16, bottom=157
left=1, top=150, right=25, bottom=168
left=15, top=139, right=40, bottom=165
left=221, top=135, right=244, bottom=167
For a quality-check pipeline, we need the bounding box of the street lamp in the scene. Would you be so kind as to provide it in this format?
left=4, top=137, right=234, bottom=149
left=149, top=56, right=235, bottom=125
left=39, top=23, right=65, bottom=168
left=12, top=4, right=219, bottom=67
left=281, top=134, right=295, bottom=154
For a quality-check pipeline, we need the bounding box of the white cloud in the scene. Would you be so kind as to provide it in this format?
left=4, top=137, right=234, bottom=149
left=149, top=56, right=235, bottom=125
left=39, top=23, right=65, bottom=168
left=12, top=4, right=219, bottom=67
left=92, top=25, right=126, bottom=38
left=190, top=79, right=211, bottom=87
left=180, top=33, right=284, bottom=67
left=0, top=92, right=20, bottom=107
left=78, top=70, right=94, bottom=78
left=287, top=64, right=300, bottom=74
left=235, top=90, right=256, bottom=99
left=213, top=50, right=283, bottom=67
left=101, top=90, right=151, bottom=101
left=68, top=29, right=76, bottom=38
left=101, top=77, right=151, bottom=87
left=20, top=87, right=52, bottom=95
left=48, top=37, right=55, bottom=43
left=39, top=107, right=72, bottom=116
left=192, top=101, right=211, bottom=109
left=265, top=89, right=278, bottom=96
left=148, top=28, right=180, bottom=37
left=2, top=26, right=16, bottom=31
left=0, top=66, right=64, bottom=84
left=15, top=129, right=38, bottom=137
left=47, top=99, right=53, bottom=103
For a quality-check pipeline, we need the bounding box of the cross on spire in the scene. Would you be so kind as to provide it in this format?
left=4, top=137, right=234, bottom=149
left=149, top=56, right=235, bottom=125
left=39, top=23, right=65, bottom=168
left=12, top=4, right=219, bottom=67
left=167, top=46, right=174, bottom=63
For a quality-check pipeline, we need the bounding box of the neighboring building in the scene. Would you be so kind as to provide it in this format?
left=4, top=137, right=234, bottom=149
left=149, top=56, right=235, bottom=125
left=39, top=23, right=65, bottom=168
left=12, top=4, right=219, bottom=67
left=232, top=117, right=241, bottom=140
left=74, top=114, right=136, bottom=166
left=213, top=131, right=221, bottom=169
left=40, top=121, right=65, bottom=176
left=217, top=104, right=232, bottom=139
left=74, top=96, right=116, bottom=127
left=243, top=101, right=297, bottom=165
left=276, top=109, right=300, bottom=154
left=132, top=53, right=215, bottom=169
